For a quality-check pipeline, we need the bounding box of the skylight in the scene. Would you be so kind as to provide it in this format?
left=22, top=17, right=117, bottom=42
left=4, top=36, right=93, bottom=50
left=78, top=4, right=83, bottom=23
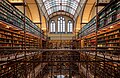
left=42, top=0, right=80, bottom=15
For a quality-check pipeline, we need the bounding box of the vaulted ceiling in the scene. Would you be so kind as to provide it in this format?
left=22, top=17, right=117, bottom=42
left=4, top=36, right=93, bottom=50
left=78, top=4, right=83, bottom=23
left=8, top=0, right=110, bottom=33
left=36, top=0, right=86, bottom=21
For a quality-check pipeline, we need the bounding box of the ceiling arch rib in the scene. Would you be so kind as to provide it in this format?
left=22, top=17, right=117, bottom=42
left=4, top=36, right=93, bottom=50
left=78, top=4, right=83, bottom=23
left=49, top=11, right=74, bottom=19
left=47, top=5, right=76, bottom=13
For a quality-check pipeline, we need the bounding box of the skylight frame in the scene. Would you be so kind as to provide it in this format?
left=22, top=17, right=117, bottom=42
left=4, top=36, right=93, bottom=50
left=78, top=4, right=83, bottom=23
left=42, top=0, right=80, bottom=15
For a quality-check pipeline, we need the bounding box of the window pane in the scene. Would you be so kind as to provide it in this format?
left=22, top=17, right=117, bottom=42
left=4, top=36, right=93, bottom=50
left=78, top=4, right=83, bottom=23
left=58, top=17, right=65, bottom=32
left=50, top=23, right=52, bottom=32
left=61, top=24, right=63, bottom=32
left=43, top=0, right=82, bottom=15
left=68, top=23, right=70, bottom=32
left=53, top=23, right=55, bottom=32
left=68, top=21, right=73, bottom=32
left=58, top=21, right=60, bottom=32
left=50, top=21, right=56, bottom=32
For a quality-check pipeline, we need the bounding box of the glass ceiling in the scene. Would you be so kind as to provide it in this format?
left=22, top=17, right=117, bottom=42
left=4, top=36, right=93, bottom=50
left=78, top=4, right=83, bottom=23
left=42, top=0, right=80, bottom=15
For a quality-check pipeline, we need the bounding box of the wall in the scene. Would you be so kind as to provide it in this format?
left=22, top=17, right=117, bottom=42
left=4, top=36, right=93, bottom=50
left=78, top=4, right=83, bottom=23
left=41, top=16, right=47, bottom=32
left=9, top=0, right=41, bottom=28
left=48, top=15, right=75, bottom=40
left=15, top=6, right=33, bottom=20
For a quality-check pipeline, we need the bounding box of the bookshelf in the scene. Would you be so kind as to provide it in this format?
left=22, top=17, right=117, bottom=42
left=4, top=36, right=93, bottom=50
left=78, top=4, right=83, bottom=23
left=78, top=0, right=120, bottom=38
left=81, top=24, right=120, bottom=51
left=78, top=1, right=120, bottom=77
left=0, top=23, right=42, bottom=51
left=80, top=51, right=120, bottom=78
left=0, top=0, right=42, bottom=37
left=78, top=0, right=120, bottom=51
left=0, top=53, right=41, bottom=78
left=0, top=0, right=47, bottom=52
left=97, top=25, right=120, bottom=51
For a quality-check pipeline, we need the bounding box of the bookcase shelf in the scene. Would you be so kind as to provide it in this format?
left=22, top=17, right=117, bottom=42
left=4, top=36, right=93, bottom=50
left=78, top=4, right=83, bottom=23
left=78, top=0, right=120, bottom=38
left=82, top=25, right=120, bottom=51
left=80, top=51, right=120, bottom=78
left=78, top=0, right=120, bottom=52
left=0, top=0, right=48, bottom=53
left=0, top=23, right=42, bottom=51
left=0, top=0, right=45, bottom=37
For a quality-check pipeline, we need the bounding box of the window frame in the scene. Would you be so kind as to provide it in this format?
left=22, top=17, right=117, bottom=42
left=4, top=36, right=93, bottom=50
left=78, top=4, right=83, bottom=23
left=58, top=16, right=66, bottom=33
left=67, top=20, right=73, bottom=33
left=50, top=20, right=56, bottom=33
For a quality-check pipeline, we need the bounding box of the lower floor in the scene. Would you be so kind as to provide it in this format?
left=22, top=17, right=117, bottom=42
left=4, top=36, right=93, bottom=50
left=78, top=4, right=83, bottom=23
left=0, top=49, right=119, bottom=78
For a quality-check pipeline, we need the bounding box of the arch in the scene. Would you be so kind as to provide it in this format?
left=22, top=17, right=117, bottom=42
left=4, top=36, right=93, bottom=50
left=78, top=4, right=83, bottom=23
left=26, top=0, right=41, bottom=23
left=81, top=0, right=95, bottom=26
left=49, top=11, right=74, bottom=21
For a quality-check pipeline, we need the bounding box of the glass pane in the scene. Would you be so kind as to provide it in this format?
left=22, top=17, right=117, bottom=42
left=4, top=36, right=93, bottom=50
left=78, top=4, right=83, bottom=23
left=42, top=0, right=81, bottom=15
left=61, top=24, right=63, bottom=32
left=58, top=17, right=66, bottom=32
left=58, top=21, right=60, bottom=32
left=68, top=22, right=70, bottom=32
left=53, top=23, right=55, bottom=32
left=68, top=21, right=73, bottom=32
left=50, top=23, right=52, bottom=32
left=50, top=21, right=56, bottom=32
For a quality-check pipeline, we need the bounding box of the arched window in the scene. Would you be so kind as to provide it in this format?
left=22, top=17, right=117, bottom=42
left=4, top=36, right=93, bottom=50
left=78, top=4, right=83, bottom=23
left=58, top=17, right=65, bottom=32
left=68, top=21, right=73, bottom=32
left=50, top=20, right=55, bottom=32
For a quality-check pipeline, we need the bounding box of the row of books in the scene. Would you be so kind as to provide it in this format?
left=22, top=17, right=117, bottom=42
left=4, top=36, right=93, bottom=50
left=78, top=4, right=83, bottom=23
left=78, top=0, right=120, bottom=38
left=0, top=0, right=44, bottom=37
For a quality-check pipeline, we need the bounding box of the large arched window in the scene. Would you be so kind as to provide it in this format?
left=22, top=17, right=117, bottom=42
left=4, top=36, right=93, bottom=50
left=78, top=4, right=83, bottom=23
left=58, top=17, right=65, bottom=32
left=68, top=21, right=73, bottom=32
left=50, top=20, right=55, bottom=32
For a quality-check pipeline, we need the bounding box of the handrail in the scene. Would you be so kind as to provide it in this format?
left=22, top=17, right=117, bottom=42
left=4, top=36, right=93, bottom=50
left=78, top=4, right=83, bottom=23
left=0, top=49, right=119, bottom=52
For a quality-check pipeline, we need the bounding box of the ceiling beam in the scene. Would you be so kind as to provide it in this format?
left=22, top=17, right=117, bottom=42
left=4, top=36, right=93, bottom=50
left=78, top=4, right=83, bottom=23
left=96, top=3, right=108, bottom=6
left=81, top=23, right=88, bottom=24
left=11, top=3, right=24, bottom=6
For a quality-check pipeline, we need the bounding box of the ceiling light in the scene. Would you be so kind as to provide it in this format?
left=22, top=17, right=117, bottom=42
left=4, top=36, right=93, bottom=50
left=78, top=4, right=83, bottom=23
left=110, top=26, right=113, bottom=29
left=9, top=0, right=23, bottom=3
left=6, top=25, right=10, bottom=29
left=102, top=29, right=106, bottom=31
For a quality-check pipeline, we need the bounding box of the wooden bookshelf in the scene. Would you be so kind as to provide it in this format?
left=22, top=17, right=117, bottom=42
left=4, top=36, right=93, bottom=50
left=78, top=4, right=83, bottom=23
left=78, top=0, right=120, bottom=51
left=81, top=24, right=120, bottom=51
left=78, top=0, right=120, bottom=38
left=80, top=51, right=120, bottom=78
left=0, top=23, right=42, bottom=51
left=0, top=0, right=42, bottom=37
left=0, top=0, right=47, bottom=52
left=97, top=25, right=120, bottom=52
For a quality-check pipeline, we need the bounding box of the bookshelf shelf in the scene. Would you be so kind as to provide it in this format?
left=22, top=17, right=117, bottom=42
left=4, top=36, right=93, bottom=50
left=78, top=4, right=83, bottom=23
left=82, top=26, right=120, bottom=51
left=0, top=0, right=48, bottom=53
left=78, top=0, right=120, bottom=52
left=0, top=0, right=46, bottom=38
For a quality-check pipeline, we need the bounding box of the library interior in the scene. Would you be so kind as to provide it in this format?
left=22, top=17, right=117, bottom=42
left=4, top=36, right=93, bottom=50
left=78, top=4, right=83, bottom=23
left=0, top=0, right=120, bottom=78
